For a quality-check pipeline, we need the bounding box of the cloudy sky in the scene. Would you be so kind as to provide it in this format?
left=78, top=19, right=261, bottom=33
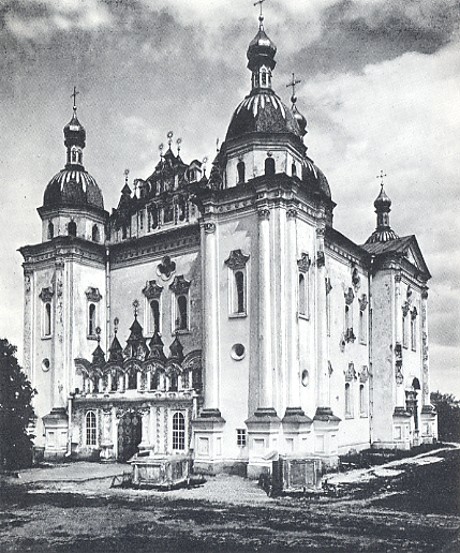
left=0, top=0, right=459, bottom=396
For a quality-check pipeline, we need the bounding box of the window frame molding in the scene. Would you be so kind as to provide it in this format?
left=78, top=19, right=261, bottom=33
left=225, top=249, right=250, bottom=318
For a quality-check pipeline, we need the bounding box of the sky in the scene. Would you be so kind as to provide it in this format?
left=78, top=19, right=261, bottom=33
left=0, top=0, right=459, bottom=396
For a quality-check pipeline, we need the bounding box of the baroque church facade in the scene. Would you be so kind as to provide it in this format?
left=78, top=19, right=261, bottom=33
left=20, top=15, right=437, bottom=475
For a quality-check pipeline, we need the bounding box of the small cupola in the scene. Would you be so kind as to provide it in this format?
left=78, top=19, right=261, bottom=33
left=366, top=173, right=399, bottom=244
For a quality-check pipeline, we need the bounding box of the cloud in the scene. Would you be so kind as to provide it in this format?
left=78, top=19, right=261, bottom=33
left=4, top=0, right=112, bottom=40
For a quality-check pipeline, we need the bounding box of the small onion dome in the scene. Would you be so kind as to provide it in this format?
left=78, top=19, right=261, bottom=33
left=43, top=169, right=104, bottom=210
left=292, top=103, right=307, bottom=137
left=302, top=159, right=331, bottom=200
left=247, top=28, right=277, bottom=71
left=64, top=112, right=86, bottom=149
left=226, top=91, right=302, bottom=141
left=374, top=185, right=392, bottom=210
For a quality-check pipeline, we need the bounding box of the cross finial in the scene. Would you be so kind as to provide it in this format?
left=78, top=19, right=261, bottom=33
left=376, top=170, right=387, bottom=187
left=286, top=72, right=301, bottom=104
left=71, top=86, right=79, bottom=112
left=254, top=0, right=266, bottom=29
left=132, top=299, right=139, bottom=318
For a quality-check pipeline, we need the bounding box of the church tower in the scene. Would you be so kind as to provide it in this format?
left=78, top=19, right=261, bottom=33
left=20, top=92, right=108, bottom=459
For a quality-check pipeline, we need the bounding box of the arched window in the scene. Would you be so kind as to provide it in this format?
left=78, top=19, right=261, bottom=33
left=299, top=273, right=307, bottom=316
left=122, top=225, right=127, bottom=239
left=292, top=162, right=297, bottom=177
left=92, top=224, right=100, bottom=243
left=261, top=71, right=267, bottom=87
left=150, top=300, right=160, bottom=333
left=44, top=302, right=52, bottom=336
left=88, top=303, right=96, bottom=336
left=68, top=221, right=77, bottom=237
left=86, top=411, right=97, bottom=446
left=111, top=372, right=118, bottom=392
left=47, top=221, right=54, bottom=240
left=359, top=384, right=368, bottom=417
left=139, top=210, right=145, bottom=229
left=127, top=369, right=137, bottom=390
left=237, top=161, right=245, bottom=183
left=172, top=412, right=186, bottom=450
left=163, top=204, right=174, bottom=223
left=359, top=310, right=367, bottom=344
left=150, top=371, right=161, bottom=390
left=265, top=157, right=275, bottom=176
left=177, top=295, right=188, bottom=330
left=169, top=372, right=178, bottom=392
left=345, top=383, right=353, bottom=418
left=235, top=271, right=245, bottom=314
left=411, top=312, right=417, bottom=351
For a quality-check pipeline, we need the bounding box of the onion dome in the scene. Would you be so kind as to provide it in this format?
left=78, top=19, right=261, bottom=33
left=292, top=103, right=307, bottom=137
left=43, top=102, right=104, bottom=211
left=247, top=27, right=277, bottom=73
left=365, top=183, right=399, bottom=244
left=302, top=159, right=331, bottom=200
left=226, top=92, right=302, bottom=141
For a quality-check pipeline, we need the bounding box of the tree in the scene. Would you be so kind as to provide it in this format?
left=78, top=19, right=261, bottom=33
left=0, top=338, right=36, bottom=469
left=431, top=391, right=460, bottom=442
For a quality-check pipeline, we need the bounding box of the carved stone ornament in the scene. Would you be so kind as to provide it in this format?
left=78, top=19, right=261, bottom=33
left=142, top=280, right=163, bottom=300
left=411, top=307, right=418, bottom=320
left=328, top=360, right=334, bottom=376
left=344, top=362, right=357, bottom=382
left=316, top=251, right=325, bottom=268
left=158, top=255, right=176, bottom=279
left=39, top=286, right=54, bottom=303
left=286, top=208, right=297, bottom=219
left=224, top=249, right=250, bottom=270
left=406, top=285, right=413, bottom=302
left=316, top=226, right=326, bottom=238
left=204, top=222, right=216, bottom=234
left=421, top=287, right=429, bottom=300
left=352, top=267, right=361, bottom=291
left=360, top=365, right=369, bottom=383
left=85, top=287, right=102, bottom=303
left=258, top=208, right=270, bottom=220
left=402, top=301, right=410, bottom=317
left=169, top=275, right=191, bottom=295
left=358, top=294, right=369, bottom=311
left=344, top=287, right=355, bottom=305
left=297, top=253, right=311, bottom=273
left=395, top=366, right=404, bottom=386
left=395, top=271, right=402, bottom=283
left=325, top=277, right=333, bottom=295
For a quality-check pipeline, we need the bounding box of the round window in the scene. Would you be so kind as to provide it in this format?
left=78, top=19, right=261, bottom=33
left=42, top=358, right=50, bottom=372
left=301, top=369, right=309, bottom=387
left=231, top=343, right=245, bottom=360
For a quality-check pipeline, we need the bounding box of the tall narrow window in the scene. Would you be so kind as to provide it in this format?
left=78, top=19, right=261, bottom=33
left=298, top=273, right=309, bottom=317
left=265, top=157, right=275, bottom=176
left=150, top=371, right=161, bottom=391
left=139, top=210, right=145, bottom=229
left=92, top=224, right=100, bottom=243
left=292, top=162, right=297, bottom=177
left=111, top=372, right=118, bottom=392
left=177, top=295, right=188, bottom=330
left=403, top=312, right=409, bottom=348
left=172, top=412, right=186, bottom=450
left=345, top=383, right=353, bottom=418
left=86, top=411, right=97, bottom=446
left=88, top=303, right=96, bottom=337
left=163, top=204, right=174, bottom=223
left=235, top=271, right=245, bottom=314
left=168, top=372, right=178, bottom=392
left=68, top=221, right=77, bottom=237
left=47, top=221, right=54, bottom=240
left=359, top=310, right=367, bottom=344
left=127, top=369, right=137, bottom=390
left=150, top=300, right=160, bottom=333
left=237, top=161, right=245, bottom=183
left=359, top=384, right=368, bottom=416
left=44, top=302, right=52, bottom=337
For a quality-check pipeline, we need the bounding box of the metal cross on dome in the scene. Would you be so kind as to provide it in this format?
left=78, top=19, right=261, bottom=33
left=71, top=86, right=79, bottom=111
left=376, top=170, right=387, bottom=186
left=286, top=73, right=301, bottom=103
left=254, top=0, right=266, bottom=27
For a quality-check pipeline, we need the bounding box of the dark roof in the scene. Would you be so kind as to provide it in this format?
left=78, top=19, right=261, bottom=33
left=325, top=226, right=369, bottom=261
left=361, top=235, right=413, bottom=255
left=43, top=168, right=104, bottom=210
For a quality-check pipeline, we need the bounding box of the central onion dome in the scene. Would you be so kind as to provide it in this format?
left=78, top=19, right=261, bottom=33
left=43, top=107, right=104, bottom=210
left=225, top=19, right=303, bottom=142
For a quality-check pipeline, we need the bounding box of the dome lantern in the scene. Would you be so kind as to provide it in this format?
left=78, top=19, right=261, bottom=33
left=247, top=2, right=277, bottom=92
left=365, top=172, right=399, bottom=244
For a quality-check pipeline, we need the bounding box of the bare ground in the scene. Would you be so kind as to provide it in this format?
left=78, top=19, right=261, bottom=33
left=1, top=447, right=459, bottom=553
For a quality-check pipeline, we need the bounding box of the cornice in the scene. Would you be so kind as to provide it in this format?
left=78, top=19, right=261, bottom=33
left=19, top=236, right=106, bottom=265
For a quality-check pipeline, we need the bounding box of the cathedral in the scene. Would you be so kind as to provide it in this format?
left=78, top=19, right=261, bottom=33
left=20, top=13, right=437, bottom=476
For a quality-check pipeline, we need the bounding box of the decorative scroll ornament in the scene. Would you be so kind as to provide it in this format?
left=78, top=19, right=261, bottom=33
left=204, top=222, right=216, bottom=234
left=258, top=208, right=270, bottom=220
left=142, top=280, right=163, bottom=300
left=39, top=286, right=54, bottom=303
left=157, top=255, right=176, bottom=279
left=344, top=362, right=357, bottom=382
left=395, top=271, right=402, bottom=283
left=316, top=226, right=326, bottom=238
left=395, top=366, right=404, bottom=385
left=297, top=253, right=311, bottom=273
left=402, top=301, right=410, bottom=316
left=286, top=208, right=297, bottom=219
left=358, top=294, right=369, bottom=311
left=224, top=249, right=250, bottom=270
left=352, top=267, right=361, bottom=291
left=344, top=287, right=355, bottom=305
left=85, top=287, right=102, bottom=303
left=421, top=287, right=429, bottom=300
left=411, top=307, right=418, bottom=320
left=169, top=275, right=191, bottom=295
left=360, top=365, right=369, bottom=383
left=406, top=285, right=413, bottom=302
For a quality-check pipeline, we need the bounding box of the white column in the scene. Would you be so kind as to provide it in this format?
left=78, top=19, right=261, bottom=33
left=111, top=406, right=118, bottom=458
left=315, top=227, right=328, bottom=408
left=286, top=209, right=300, bottom=407
left=394, top=272, right=405, bottom=406
left=201, top=221, right=220, bottom=409
left=258, top=208, right=272, bottom=407
left=23, top=268, right=34, bottom=380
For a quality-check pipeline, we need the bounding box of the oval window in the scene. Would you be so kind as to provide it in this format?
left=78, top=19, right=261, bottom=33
left=301, top=369, right=309, bottom=387
left=42, top=358, right=50, bottom=372
left=231, top=343, right=245, bottom=360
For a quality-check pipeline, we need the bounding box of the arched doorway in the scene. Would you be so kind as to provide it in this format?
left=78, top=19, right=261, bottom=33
left=117, top=411, right=142, bottom=462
